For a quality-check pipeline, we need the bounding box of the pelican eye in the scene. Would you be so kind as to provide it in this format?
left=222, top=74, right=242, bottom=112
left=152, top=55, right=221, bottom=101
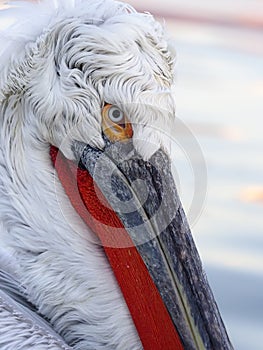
left=108, top=106, right=124, bottom=123
left=102, top=104, right=133, bottom=143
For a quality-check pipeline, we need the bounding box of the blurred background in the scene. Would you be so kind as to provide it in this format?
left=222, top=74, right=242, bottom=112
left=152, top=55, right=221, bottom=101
left=129, top=0, right=263, bottom=349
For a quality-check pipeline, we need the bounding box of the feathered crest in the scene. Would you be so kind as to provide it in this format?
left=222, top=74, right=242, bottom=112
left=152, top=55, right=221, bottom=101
left=0, top=0, right=136, bottom=75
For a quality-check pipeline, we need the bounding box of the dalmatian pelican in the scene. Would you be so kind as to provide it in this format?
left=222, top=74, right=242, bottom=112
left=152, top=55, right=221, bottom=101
left=0, top=0, right=233, bottom=349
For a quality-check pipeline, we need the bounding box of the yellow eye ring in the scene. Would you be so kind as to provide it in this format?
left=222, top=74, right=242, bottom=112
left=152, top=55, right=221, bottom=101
left=102, top=104, right=133, bottom=143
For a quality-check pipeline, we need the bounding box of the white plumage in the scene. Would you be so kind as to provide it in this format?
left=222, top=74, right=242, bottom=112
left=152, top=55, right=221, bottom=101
left=0, top=0, right=176, bottom=348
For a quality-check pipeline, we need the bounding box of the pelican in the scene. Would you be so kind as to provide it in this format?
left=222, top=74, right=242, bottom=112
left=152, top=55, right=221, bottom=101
left=0, top=0, right=233, bottom=349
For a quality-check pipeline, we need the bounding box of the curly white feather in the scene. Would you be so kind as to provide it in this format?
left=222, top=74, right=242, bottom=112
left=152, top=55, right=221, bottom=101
left=0, top=0, right=134, bottom=76
left=0, top=0, right=175, bottom=160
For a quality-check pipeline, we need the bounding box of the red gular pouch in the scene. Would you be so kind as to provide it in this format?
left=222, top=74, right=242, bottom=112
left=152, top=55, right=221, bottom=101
left=50, top=145, right=184, bottom=350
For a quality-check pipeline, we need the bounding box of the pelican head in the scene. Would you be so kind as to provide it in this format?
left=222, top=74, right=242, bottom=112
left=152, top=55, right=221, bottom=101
left=0, top=0, right=233, bottom=349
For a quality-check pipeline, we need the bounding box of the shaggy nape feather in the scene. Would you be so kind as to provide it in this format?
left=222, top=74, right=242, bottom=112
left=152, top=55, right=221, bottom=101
left=0, top=0, right=176, bottom=349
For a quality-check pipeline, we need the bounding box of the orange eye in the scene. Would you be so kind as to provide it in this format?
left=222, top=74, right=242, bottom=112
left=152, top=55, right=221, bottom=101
left=102, top=104, right=133, bottom=143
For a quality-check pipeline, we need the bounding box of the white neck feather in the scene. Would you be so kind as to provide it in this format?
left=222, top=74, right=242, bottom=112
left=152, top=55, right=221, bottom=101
left=0, top=68, right=141, bottom=350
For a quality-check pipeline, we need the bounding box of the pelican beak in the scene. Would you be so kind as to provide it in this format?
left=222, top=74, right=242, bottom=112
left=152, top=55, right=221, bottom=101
left=72, top=139, right=233, bottom=350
